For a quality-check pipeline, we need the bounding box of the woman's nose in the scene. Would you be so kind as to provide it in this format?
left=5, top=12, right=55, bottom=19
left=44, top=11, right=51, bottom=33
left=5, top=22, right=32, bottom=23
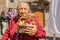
left=22, top=9, right=25, bottom=13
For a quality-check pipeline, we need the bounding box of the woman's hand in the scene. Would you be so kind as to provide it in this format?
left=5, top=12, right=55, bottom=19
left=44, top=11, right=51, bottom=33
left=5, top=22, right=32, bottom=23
left=25, top=25, right=37, bottom=36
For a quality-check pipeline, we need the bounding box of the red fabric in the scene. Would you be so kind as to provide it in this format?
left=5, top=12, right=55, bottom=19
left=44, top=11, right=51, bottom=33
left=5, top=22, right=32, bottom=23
left=33, top=16, right=46, bottom=38
left=1, top=16, right=46, bottom=40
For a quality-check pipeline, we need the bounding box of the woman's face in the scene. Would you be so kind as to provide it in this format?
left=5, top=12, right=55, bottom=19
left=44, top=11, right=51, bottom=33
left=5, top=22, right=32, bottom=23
left=9, top=9, right=12, bottom=12
left=17, top=3, right=29, bottom=16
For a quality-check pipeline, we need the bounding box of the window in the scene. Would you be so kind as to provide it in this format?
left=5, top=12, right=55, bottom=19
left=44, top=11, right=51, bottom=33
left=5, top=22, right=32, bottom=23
left=10, top=0, right=14, bottom=3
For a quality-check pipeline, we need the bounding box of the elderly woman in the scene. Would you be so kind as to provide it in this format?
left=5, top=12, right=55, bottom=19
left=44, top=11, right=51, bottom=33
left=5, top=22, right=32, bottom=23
left=2, top=2, right=46, bottom=40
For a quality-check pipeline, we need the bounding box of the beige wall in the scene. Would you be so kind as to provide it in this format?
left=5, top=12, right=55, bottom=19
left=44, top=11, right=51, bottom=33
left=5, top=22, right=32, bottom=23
left=7, top=0, right=18, bottom=8
left=0, top=0, right=6, bottom=5
left=7, top=0, right=38, bottom=8
left=0, top=0, right=6, bottom=16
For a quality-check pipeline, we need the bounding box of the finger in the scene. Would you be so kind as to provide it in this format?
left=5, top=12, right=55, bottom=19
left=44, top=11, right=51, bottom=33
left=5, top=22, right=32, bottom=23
left=25, top=29, right=32, bottom=32
left=27, top=26, right=36, bottom=29
left=26, top=27, right=33, bottom=30
left=28, top=25, right=36, bottom=28
left=25, top=31, right=34, bottom=36
left=25, top=32, right=30, bottom=34
left=25, top=30, right=31, bottom=34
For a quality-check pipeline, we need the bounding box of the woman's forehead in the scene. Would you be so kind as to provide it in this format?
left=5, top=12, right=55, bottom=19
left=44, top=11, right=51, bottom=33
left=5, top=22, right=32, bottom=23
left=18, top=2, right=29, bottom=8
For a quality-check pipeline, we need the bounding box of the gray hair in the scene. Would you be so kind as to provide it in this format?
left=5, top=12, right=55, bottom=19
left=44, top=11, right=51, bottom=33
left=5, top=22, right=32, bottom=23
left=17, top=1, right=32, bottom=13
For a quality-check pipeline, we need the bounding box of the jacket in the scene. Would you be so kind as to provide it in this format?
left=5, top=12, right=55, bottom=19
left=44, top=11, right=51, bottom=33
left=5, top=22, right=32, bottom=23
left=2, top=16, right=46, bottom=40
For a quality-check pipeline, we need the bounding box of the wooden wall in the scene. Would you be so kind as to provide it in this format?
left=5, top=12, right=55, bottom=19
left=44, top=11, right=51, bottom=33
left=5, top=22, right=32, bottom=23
left=34, top=12, right=44, bottom=27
